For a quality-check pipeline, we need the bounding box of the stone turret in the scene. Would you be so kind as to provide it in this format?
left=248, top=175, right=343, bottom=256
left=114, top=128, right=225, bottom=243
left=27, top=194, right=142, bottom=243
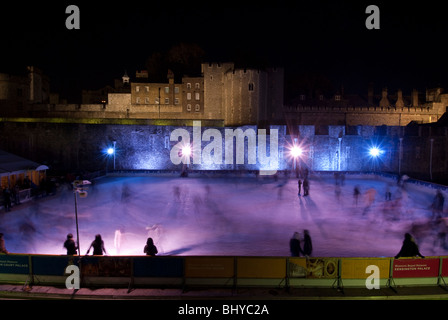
left=379, top=87, right=390, bottom=108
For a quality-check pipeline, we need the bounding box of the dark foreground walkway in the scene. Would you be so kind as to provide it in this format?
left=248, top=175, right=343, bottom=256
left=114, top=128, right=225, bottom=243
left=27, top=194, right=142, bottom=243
left=1, top=284, right=448, bottom=300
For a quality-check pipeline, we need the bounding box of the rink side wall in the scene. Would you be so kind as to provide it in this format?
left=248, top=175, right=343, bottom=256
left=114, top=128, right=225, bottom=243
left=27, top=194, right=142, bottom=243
left=1, top=254, right=448, bottom=291
left=0, top=120, right=446, bottom=182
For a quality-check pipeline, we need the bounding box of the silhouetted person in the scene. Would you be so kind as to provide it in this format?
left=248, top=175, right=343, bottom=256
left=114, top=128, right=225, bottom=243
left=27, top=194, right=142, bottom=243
left=2, top=187, right=11, bottom=212
left=395, top=233, right=425, bottom=259
left=297, top=179, right=302, bottom=196
left=303, top=178, right=310, bottom=196
left=289, top=232, right=304, bottom=257
left=303, top=229, right=313, bottom=256
left=143, top=237, right=158, bottom=256
left=63, top=233, right=78, bottom=255
left=0, top=233, right=9, bottom=254
left=431, top=190, right=445, bottom=220
left=86, top=234, right=107, bottom=255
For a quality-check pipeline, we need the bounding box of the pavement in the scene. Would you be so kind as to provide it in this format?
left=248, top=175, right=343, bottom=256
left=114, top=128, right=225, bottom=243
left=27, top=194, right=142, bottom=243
left=1, top=283, right=448, bottom=300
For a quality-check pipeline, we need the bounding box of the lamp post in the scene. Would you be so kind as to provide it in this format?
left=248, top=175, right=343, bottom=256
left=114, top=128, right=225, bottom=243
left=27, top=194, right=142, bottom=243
left=72, top=179, right=91, bottom=256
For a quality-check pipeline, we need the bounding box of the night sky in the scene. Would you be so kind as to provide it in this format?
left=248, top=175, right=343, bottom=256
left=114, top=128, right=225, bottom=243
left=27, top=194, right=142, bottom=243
left=1, top=1, right=447, bottom=102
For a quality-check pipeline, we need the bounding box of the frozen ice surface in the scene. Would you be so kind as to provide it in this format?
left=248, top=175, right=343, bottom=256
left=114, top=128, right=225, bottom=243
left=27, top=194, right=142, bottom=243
left=1, top=174, right=447, bottom=258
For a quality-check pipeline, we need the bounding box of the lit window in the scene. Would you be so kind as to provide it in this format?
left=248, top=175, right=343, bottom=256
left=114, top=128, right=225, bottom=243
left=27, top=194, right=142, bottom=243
left=335, top=95, right=341, bottom=101
left=175, top=87, right=179, bottom=94
left=187, top=104, right=191, bottom=111
left=187, top=83, right=191, bottom=89
left=195, top=92, right=200, bottom=100
left=145, top=86, right=149, bottom=92
left=175, top=98, right=179, bottom=105
left=165, top=87, right=169, bottom=94
left=187, top=92, right=191, bottom=100
left=136, top=97, right=140, bottom=104
left=135, top=86, right=140, bottom=92
left=195, top=104, right=200, bottom=112
left=145, top=97, right=149, bottom=104
left=195, top=83, right=200, bottom=89
left=155, top=97, right=159, bottom=104
left=165, top=98, right=169, bottom=104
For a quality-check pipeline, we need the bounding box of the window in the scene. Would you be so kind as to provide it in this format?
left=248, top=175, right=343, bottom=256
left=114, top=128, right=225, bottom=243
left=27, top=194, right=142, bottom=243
left=164, top=136, right=170, bottom=149
left=300, top=94, right=306, bottom=101
left=164, top=87, right=169, bottom=94
left=335, top=95, right=341, bottom=101
left=155, top=97, right=159, bottom=104
left=195, top=83, right=200, bottom=89
left=175, top=98, right=180, bottom=105
left=145, top=97, right=149, bottom=104
left=195, top=92, right=200, bottom=100
left=186, top=83, right=191, bottom=89
left=165, top=98, right=169, bottom=104
left=136, top=97, right=140, bottom=104
left=175, top=87, right=179, bottom=94
left=145, top=86, right=149, bottom=92
left=187, top=104, right=191, bottom=111
left=195, top=104, right=200, bottom=112
left=187, top=92, right=191, bottom=100
left=248, top=83, right=254, bottom=91
left=135, top=86, right=140, bottom=92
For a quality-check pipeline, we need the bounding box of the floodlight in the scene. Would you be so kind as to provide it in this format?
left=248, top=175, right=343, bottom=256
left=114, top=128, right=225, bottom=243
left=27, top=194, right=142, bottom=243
left=107, top=147, right=114, bottom=155
left=182, top=145, right=191, bottom=157
left=369, top=147, right=381, bottom=157
left=290, top=146, right=303, bottom=158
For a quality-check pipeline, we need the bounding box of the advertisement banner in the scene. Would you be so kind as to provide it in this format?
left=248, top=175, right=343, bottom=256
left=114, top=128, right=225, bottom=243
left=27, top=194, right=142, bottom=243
left=32, top=255, right=80, bottom=276
left=133, top=257, right=184, bottom=277
left=185, top=257, right=234, bottom=278
left=392, top=258, right=439, bottom=278
left=81, top=256, right=131, bottom=277
left=288, top=258, right=338, bottom=279
left=441, top=258, right=448, bottom=277
left=237, top=257, right=286, bottom=278
left=0, top=255, right=29, bottom=274
left=341, top=258, right=390, bottom=279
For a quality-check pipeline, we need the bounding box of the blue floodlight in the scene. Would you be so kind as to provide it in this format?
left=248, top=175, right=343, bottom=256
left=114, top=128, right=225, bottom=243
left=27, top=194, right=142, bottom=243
left=181, top=145, right=191, bottom=157
left=290, top=146, right=303, bottom=158
left=369, top=147, right=382, bottom=157
left=107, top=147, right=115, bottom=155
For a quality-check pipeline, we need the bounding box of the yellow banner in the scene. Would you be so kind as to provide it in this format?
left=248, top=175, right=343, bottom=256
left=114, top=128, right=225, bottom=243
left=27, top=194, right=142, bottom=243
left=341, top=258, right=390, bottom=279
left=185, top=257, right=234, bottom=278
left=237, top=257, right=286, bottom=278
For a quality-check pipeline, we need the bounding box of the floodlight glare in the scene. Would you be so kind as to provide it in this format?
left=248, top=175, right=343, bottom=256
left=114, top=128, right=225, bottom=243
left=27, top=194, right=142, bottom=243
left=181, top=145, right=191, bottom=157
left=290, top=146, right=303, bottom=158
left=107, top=147, right=114, bottom=155
left=369, top=147, right=381, bottom=157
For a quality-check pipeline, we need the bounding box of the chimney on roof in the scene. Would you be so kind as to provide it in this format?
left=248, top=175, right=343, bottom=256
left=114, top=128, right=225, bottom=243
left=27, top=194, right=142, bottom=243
left=379, top=87, right=390, bottom=108
left=368, top=82, right=374, bottom=105
left=395, top=89, right=405, bottom=108
left=412, top=89, right=419, bottom=107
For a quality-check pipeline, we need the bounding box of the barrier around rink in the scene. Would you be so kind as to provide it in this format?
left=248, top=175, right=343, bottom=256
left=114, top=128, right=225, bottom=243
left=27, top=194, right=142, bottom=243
left=1, top=254, right=448, bottom=291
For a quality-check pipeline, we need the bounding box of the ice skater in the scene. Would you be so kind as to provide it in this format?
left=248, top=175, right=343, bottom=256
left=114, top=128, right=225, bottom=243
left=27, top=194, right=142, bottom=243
left=302, top=178, right=310, bottom=196
left=303, top=229, right=313, bottom=257
left=63, top=233, right=78, bottom=255
left=2, top=187, right=12, bottom=212
left=289, top=232, right=304, bottom=257
left=86, top=234, right=107, bottom=255
left=0, top=233, right=9, bottom=254
left=297, top=179, right=302, bottom=196
left=146, top=224, right=164, bottom=253
left=143, top=237, right=158, bottom=256
left=353, top=185, right=360, bottom=206
left=395, top=233, right=425, bottom=259
left=430, top=190, right=445, bottom=220
left=114, top=226, right=126, bottom=255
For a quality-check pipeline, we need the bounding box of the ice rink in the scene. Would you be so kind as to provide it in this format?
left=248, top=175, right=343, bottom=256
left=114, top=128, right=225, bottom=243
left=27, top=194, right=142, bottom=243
left=1, top=173, right=447, bottom=258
